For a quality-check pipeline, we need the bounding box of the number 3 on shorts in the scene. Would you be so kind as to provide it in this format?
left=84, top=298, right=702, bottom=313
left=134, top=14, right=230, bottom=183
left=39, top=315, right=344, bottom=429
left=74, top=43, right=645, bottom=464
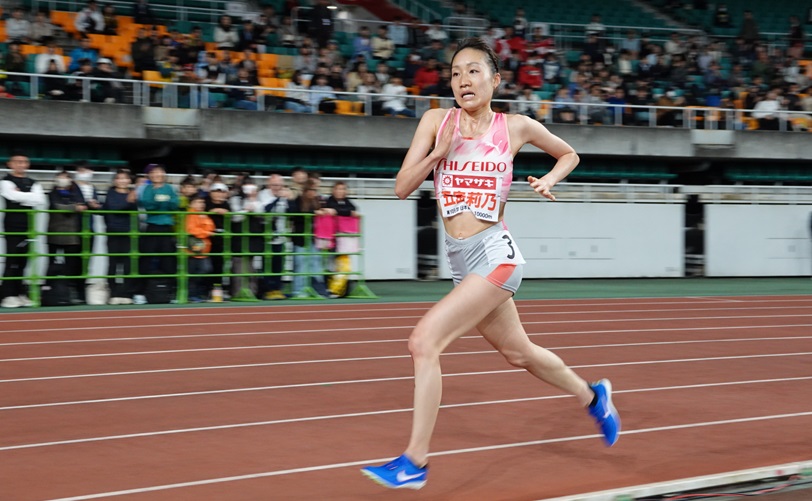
left=484, top=230, right=526, bottom=266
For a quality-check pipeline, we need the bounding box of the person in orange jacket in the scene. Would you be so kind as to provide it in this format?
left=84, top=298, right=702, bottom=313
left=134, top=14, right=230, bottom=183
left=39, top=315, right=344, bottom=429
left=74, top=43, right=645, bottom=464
left=186, top=196, right=216, bottom=302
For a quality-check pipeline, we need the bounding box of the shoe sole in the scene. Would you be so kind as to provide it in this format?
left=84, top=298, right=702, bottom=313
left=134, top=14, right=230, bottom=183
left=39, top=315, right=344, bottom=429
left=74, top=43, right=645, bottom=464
left=598, top=378, right=621, bottom=446
left=360, top=469, right=426, bottom=490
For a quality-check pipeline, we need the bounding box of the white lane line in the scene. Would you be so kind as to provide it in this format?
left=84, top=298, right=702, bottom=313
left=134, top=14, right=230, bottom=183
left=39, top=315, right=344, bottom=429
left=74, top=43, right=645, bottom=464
left=3, top=322, right=812, bottom=349
left=3, top=376, right=810, bottom=452
left=2, top=303, right=812, bottom=325
left=3, top=352, right=811, bottom=411
left=3, top=312, right=812, bottom=337
left=0, top=334, right=812, bottom=383
left=44, top=411, right=812, bottom=501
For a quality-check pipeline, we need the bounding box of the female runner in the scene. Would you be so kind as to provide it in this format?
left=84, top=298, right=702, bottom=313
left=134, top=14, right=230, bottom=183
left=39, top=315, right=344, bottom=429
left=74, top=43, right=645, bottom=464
left=361, top=38, right=620, bottom=490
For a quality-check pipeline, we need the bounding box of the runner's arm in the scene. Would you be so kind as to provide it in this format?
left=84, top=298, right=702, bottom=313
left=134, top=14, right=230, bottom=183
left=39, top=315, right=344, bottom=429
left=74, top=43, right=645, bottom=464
left=394, top=108, right=446, bottom=199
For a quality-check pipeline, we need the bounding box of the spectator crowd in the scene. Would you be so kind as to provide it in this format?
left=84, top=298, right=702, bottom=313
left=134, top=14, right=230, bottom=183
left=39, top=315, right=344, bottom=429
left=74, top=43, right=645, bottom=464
left=0, top=151, right=360, bottom=308
left=1, top=1, right=810, bottom=126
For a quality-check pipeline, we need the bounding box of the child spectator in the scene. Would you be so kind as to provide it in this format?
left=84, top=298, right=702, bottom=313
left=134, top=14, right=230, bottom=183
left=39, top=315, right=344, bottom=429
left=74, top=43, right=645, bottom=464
left=185, top=196, right=215, bottom=302
left=178, top=175, right=198, bottom=209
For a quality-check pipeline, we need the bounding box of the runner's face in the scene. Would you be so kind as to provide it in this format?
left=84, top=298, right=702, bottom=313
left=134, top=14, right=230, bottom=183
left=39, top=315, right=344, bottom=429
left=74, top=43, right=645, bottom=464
left=451, top=48, right=500, bottom=111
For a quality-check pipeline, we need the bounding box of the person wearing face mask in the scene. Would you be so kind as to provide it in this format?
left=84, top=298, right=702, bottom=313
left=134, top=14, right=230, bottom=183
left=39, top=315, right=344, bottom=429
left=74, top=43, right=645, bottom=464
left=1, top=151, right=46, bottom=308
left=44, top=171, right=88, bottom=304
left=229, top=179, right=265, bottom=298
left=101, top=169, right=137, bottom=304
left=74, top=161, right=101, bottom=291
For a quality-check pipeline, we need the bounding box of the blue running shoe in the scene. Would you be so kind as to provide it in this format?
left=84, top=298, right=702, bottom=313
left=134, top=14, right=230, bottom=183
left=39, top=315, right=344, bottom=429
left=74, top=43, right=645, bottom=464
left=361, top=454, right=427, bottom=489
left=588, top=379, right=621, bottom=446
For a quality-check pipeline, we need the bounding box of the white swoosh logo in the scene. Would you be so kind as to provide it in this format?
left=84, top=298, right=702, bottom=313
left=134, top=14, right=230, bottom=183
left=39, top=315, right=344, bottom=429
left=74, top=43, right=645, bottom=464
left=396, top=471, right=424, bottom=482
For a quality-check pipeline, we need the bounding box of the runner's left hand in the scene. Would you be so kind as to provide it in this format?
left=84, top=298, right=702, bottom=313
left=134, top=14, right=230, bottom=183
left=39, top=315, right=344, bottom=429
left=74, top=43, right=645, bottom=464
left=527, top=176, right=556, bottom=201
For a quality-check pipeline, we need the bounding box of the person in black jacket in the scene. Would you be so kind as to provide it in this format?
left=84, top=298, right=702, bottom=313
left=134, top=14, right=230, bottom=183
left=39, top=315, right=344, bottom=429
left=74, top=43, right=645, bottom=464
left=46, top=171, right=87, bottom=303
left=102, top=170, right=138, bottom=304
left=287, top=179, right=331, bottom=298
left=0, top=151, right=46, bottom=308
left=323, top=181, right=359, bottom=297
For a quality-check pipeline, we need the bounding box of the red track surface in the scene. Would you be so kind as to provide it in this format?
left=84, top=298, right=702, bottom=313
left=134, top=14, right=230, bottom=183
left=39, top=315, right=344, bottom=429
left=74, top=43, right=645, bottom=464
left=1, top=296, right=811, bottom=500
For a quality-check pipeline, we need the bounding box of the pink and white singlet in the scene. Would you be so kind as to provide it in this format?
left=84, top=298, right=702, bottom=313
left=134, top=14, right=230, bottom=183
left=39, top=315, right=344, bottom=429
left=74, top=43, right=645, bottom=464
left=433, top=109, right=513, bottom=222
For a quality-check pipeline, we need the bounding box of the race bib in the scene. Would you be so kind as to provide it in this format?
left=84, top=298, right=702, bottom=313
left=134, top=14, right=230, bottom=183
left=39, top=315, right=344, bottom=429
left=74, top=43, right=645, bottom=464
left=483, top=229, right=526, bottom=266
left=439, top=173, right=501, bottom=222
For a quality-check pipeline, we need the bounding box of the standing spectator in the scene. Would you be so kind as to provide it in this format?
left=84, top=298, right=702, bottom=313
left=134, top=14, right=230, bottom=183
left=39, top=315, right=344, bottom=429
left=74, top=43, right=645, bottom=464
left=133, top=0, right=156, bottom=25
left=102, top=169, right=138, bottom=304
left=75, top=1, right=105, bottom=36
left=185, top=196, right=215, bottom=303
left=204, top=183, right=231, bottom=295
left=382, top=75, right=415, bottom=117
left=45, top=171, right=87, bottom=304
left=287, top=179, right=331, bottom=298
left=372, top=26, right=394, bottom=61
left=102, top=4, right=119, bottom=35
left=585, top=14, right=606, bottom=38
left=323, top=181, right=358, bottom=298
left=739, top=10, right=760, bottom=45
left=5, top=8, right=31, bottom=44
left=30, top=10, right=56, bottom=45
left=68, top=36, right=99, bottom=72
left=258, top=174, right=291, bottom=299
left=228, top=178, right=264, bottom=298
left=135, top=164, right=179, bottom=305
left=214, top=15, right=239, bottom=50
left=309, top=0, right=334, bottom=49
left=513, top=8, right=529, bottom=38
left=0, top=151, right=45, bottom=308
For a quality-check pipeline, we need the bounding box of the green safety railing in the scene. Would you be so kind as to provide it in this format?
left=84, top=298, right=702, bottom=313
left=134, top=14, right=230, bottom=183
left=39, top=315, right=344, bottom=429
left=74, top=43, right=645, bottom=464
left=0, top=208, right=377, bottom=306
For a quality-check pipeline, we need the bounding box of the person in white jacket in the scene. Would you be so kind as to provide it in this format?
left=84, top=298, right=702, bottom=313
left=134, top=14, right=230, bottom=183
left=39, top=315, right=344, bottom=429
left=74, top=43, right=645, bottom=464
left=382, top=75, right=415, bottom=117
left=0, top=151, right=46, bottom=308
left=35, top=39, right=67, bottom=74
left=74, top=1, right=105, bottom=35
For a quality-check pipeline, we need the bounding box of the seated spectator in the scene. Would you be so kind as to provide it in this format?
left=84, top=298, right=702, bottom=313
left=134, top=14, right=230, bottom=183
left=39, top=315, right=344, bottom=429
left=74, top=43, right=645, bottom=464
left=68, top=36, right=99, bottom=72
left=75, top=1, right=105, bottom=36
left=45, top=171, right=87, bottom=304
left=30, top=10, right=55, bottom=45
left=185, top=196, right=215, bottom=303
left=5, top=8, right=31, bottom=44
left=631, top=86, right=655, bottom=125
left=425, top=20, right=448, bottom=43
left=41, top=59, right=68, bottom=99
left=308, top=73, right=337, bottom=113
left=278, top=15, right=297, bottom=48
left=739, top=10, right=760, bottom=45
left=513, top=7, right=529, bottom=38
left=420, top=66, right=452, bottom=98
left=656, top=90, right=686, bottom=127
left=0, top=83, right=14, bottom=99
left=515, top=85, right=541, bottom=120
left=102, top=170, right=138, bottom=304
left=517, top=61, right=543, bottom=90
left=283, top=70, right=311, bottom=113
left=237, top=19, right=259, bottom=52
left=606, top=87, right=632, bottom=125
left=2, top=43, right=27, bottom=96
left=585, top=14, right=606, bottom=38
left=352, top=26, right=374, bottom=62
left=64, top=58, right=94, bottom=101
left=345, top=61, right=369, bottom=92
left=133, top=0, right=156, bottom=25
left=131, top=28, right=156, bottom=74
left=620, top=30, right=641, bottom=59
left=237, top=49, right=259, bottom=80
left=215, top=15, right=239, bottom=50
left=787, top=16, right=805, bottom=59
left=357, top=72, right=384, bottom=115
left=421, top=39, right=445, bottom=63
left=382, top=75, right=415, bottom=117
left=375, top=61, right=391, bottom=85
left=327, top=63, right=346, bottom=92
left=294, top=46, right=318, bottom=77
left=414, top=57, right=440, bottom=91
left=389, top=16, right=409, bottom=47
left=102, top=4, right=118, bottom=35
left=228, top=67, right=259, bottom=110
left=372, top=26, right=394, bottom=61
left=752, top=89, right=786, bottom=130
left=92, top=58, right=125, bottom=103
left=35, top=38, right=67, bottom=75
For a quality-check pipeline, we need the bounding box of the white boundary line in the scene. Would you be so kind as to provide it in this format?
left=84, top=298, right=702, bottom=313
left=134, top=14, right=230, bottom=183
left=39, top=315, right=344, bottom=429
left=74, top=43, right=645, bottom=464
left=539, top=460, right=812, bottom=501
left=3, top=322, right=812, bottom=349
left=44, top=412, right=812, bottom=501
left=3, top=302, right=812, bottom=324
left=3, top=352, right=811, bottom=411
left=3, top=334, right=812, bottom=364
left=3, top=376, right=810, bottom=452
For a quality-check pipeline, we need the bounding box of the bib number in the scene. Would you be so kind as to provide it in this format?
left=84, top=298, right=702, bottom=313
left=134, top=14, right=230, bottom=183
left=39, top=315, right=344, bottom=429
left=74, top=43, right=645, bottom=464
left=439, top=174, right=501, bottom=222
left=484, top=230, right=525, bottom=266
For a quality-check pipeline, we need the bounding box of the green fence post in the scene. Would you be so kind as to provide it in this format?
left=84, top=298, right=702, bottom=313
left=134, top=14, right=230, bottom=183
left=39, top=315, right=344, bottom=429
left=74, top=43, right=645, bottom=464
left=176, top=210, right=188, bottom=304
left=344, top=215, right=377, bottom=299
left=231, top=212, right=260, bottom=302
left=27, top=210, right=42, bottom=306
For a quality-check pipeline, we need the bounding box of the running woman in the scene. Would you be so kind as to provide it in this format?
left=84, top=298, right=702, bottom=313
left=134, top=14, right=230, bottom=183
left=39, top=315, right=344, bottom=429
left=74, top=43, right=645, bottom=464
left=361, top=38, right=621, bottom=490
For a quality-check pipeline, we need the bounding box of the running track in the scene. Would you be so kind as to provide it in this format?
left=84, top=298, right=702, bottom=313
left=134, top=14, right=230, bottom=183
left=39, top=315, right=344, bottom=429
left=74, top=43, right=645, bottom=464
left=1, top=295, right=811, bottom=500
